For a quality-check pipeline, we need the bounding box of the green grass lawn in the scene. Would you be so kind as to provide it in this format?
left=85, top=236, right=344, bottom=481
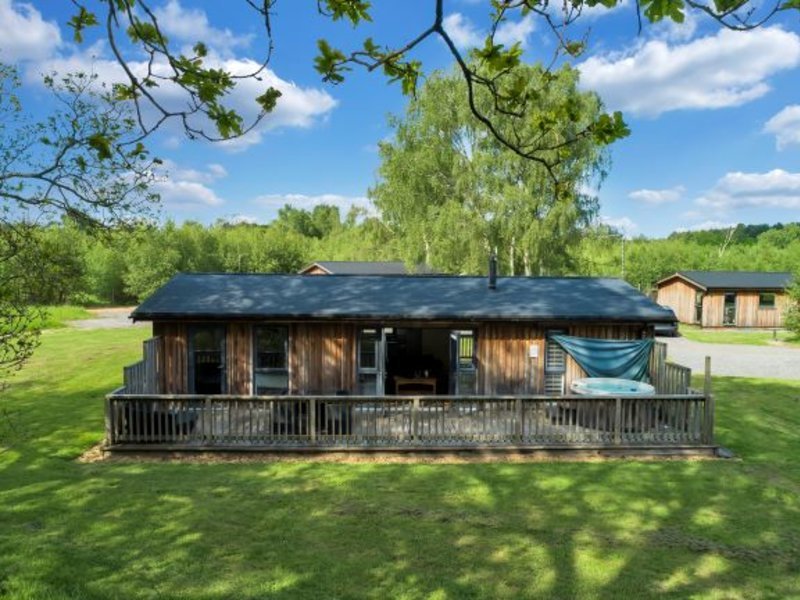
left=679, top=324, right=800, bottom=348
left=1, top=328, right=799, bottom=599
left=28, top=305, right=93, bottom=330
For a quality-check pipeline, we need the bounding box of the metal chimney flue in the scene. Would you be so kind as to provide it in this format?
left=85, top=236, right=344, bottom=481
left=488, top=254, right=497, bottom=290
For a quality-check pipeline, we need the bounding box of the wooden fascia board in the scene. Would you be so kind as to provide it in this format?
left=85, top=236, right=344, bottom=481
left=656, top=273, right=707, bottom=291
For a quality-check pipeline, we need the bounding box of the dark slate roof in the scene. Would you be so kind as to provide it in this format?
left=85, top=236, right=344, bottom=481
left=132, top=273, right=676, bottom=323
left=660, top=271, right=793, bottom=291
left=299, top=261, right=410, bottom=275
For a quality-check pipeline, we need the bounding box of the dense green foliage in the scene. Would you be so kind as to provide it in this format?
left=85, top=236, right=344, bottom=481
left=1, top=327, right=800, bottom=598
left=371, top=65, right=607, bottom=275
left=18, top=217, right=800, bottom=307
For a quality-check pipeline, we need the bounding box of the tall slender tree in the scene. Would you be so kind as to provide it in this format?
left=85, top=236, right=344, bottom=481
left=370, top=64, right=608, bottom=275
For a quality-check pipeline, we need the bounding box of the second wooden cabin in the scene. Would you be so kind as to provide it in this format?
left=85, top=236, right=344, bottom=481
left=656, top=270, right=792, bottom=328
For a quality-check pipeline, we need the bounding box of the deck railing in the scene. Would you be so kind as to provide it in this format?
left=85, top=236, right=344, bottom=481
left=651, top=341, right=693, bottom=394
left=105, top=392, right=713, bottom=450
left=122, top=337, right=161, bottom=394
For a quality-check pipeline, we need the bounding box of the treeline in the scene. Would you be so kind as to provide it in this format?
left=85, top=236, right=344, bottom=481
left=20, top=212, right=800, bottom=306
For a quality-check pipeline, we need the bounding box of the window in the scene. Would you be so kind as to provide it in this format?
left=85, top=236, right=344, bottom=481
left=759, top=293, right=776, bottom=309
left=357, top=328, right=383, bottom=395
left=544, top=331, right=566, bottom=395
left=253, top=326, right=288, bottom=394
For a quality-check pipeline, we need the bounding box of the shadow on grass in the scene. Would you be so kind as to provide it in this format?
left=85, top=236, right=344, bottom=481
left=2, top=362, right=800, bottom=598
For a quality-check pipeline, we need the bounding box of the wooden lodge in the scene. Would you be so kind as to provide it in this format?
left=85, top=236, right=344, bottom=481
left=656, top=270, right=792, bottom=328
left=106, top=271, right=715, bottom=455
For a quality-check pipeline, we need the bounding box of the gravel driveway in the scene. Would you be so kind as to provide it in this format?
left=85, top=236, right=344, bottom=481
left=68, top=307, right=146, bottom=329
left=659, top=336, right=800, bottom=380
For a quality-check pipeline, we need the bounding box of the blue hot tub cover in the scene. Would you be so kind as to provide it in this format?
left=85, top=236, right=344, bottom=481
left=550, top=335, right=654, bottom=382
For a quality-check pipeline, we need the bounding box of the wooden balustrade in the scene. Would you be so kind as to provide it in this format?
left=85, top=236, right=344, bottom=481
left=105, top=393, right=712, bottom=449
left=121, top=337, right=161, bottom=394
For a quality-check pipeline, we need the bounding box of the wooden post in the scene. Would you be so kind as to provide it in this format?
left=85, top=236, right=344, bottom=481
left=309, top=398, right=317, bottom=443
left=412, top=397, right=420, bottom=442
left=104, top=396, right=113, bottom=446
left=205, top=397, right=212, bottom=444
left=703, top=356, right=714, bottom=444
left=614, top=397, right=622, bottom=445
left=515, top=397, right=523, bottom=442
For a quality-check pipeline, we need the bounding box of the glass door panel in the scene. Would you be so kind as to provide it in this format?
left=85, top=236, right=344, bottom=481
left=189, top=325, right=226, bottom=394
left=723, top=293, right=736, bottom=326
left=358, top=328, right=385, bottom=395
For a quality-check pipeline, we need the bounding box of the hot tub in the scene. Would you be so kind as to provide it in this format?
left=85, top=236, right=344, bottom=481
left=570, top=377, right=655, bottom=396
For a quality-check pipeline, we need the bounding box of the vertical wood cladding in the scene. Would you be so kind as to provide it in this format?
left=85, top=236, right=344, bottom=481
left=477, top=322, right=647, bottom=395
left=656, top=278, right=698, bottom=324
left=289, top=323, right=357, bottom=394
left=477, top=323, right=541, bottom=395
left=227, top=323, right=252, bottom=395
left=153, top=322, right=187, bottom=394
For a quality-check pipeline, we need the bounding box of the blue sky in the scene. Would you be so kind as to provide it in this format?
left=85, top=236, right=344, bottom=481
left=1, top=0, right=799, bottom=238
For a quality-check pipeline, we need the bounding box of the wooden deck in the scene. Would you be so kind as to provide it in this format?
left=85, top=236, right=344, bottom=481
left=108, top=339, right=713, bottom=454
left=105, top=391, right=713, bottom=451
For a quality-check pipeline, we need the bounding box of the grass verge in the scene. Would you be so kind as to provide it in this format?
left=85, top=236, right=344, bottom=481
left=1, top=328, right=799, bottom=599
left=679, top=324, right=800, bottom=347
left=29, top=305, right=93, bottom=330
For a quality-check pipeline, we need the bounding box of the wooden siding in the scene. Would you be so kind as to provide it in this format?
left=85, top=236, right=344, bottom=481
left=227, top=323, right=252, bottom=395
left=153, top=322, right=187, bottom=394
left=564, top=324, right=647, bottom=388
left=703, top=291, right=788, bottom=328
left=153, top=319, right=655, bottom=397
left=656, top=278, right=699, bottom=324
left=477, top=322, right=647, bottom=395
left=477, top=323, right=541, bottom=395
left=289, top=323, right=357, bottom=394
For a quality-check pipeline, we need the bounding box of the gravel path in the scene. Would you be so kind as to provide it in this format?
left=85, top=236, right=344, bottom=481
left=68, top=307, right=146, bottom=330
left=659, top=336, right=800, bottom=380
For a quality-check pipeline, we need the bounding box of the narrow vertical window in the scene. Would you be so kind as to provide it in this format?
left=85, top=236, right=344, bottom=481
left=189, top=325, right=226, bottom=394
left=253, top=326, right=289, bottom=394
left=544, top=331, right=566, bottom=395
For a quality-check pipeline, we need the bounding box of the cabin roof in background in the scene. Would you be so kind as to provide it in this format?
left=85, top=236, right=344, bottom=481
left=132, top=273, right=676, bottom=323
left=299, top=261, right=410, bottom=275
left=657, top=270, right=793, bottom=291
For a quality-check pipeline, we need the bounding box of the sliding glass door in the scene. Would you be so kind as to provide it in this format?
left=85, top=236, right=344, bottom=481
left=189, top=325, right=226, bottom=394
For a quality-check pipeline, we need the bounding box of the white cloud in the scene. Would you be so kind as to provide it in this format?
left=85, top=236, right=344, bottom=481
left=628, top=185, right=685, bottom=204
left=152, top=161, right=228, bottom=209
left=28, top=48, right=337, bottom=149
left=578, top=27, right=800, bottom=117
left=158, top=159, right=227, bottom=184
left=697, top=169, right=800, bottom=209
left=495, top=15, right=536, bottom=49
left=764, top=105, right=800, bottom=150
left=252, top=193, right=372, bottom=214
left=443, top=12, right=535, bottom=50
left=675, top=220, right=737, bottom=232
left=153, top=0, right=252, bottom=56
left=443, top=13, right=483, bottom=49
left=649, top=8, right=698, bottom=43
left=153, top=179, right=225, bottom=208
left=599, top=215, right=638, bottom=237
left=0, top=0, right=61, bottom=62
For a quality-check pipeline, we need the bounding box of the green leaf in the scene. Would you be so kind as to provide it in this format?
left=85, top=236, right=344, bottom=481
left=87, top=133, right=113, bottom=160
left=314, top=39, right=350, bottom=84
left=66, top=6, right=98, bottom=44
left=321, top=0, right=373, bottom=25
left=640, top=0, right=686, bottom=22
left=591, top=111, right=630, bottom=145
left=256, top=87, right=282, bottom=113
